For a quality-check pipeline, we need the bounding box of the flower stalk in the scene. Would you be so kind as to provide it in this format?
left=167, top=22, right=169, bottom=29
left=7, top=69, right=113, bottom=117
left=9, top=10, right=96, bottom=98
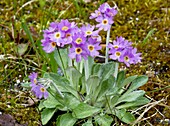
left=105, top=28, right=111, bottom=63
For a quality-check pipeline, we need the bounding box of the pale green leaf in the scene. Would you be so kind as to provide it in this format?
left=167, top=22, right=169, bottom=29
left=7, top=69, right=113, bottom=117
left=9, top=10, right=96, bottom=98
left=115, top=90, right=145, bottom=105
left=119, top=75, right=138, bottom=88
left=125, top=76, right=148, bottom=94
left=116, top=97, right=150, bottom=109
left=116, top=70, right=125, bottom=87
left=16, top=43, right=28, bottom=56
left=115, top=109, right=135, bottom=124
left=86, top=75, right=100, bottom=96
left=72, top=103, right=101, bottom=119
left=41, top=108, right=57, bottom=125
left=43, top=94, right=62, bottom=108
left=54, top=48, right=68, bottom=75
left=94, top=114, right=113, bottom=126
left=66, top=66, right=82, bottom=90
left=82, top=118, right=93, bottom=126
left=56, top=113, right=77, bottom=126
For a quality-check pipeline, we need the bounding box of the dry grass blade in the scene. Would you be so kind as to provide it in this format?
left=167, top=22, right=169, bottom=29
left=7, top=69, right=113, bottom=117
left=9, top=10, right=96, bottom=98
left=132, top=99, right=165, bottom=126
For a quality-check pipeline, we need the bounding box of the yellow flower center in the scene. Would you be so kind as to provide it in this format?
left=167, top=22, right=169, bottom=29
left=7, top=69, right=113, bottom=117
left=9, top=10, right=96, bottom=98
left=40, top=87, right=46, bottom=92
left=34, top=79, right=37, bottom=84
left=62, top=26, right=68, bottom=31
left=88, top=45, right=94, bottom=51
left=55, top=32, right=61, bottom=38
left=86, top=31, right=92, bottom=35
left=50, top=42, right=56, bottom=48
left=76, top=38, right=82, bottom=44
left=102, top=19, right=108, bottom=25
left=124, top=56, right=129, bottom=61
left=97, top=12, right=101, bottom=16
left=75, top=47, right=82, bottom=54
left=66, top=33, right=71, bottom=38
left=114, top=45, right=119, bottom=49
left=116, top=52, right=121, bottom=57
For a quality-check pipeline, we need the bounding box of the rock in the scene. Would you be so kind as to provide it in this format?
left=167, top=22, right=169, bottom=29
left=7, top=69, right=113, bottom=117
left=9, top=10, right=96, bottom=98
left=0, top=114, right=27, bottom=126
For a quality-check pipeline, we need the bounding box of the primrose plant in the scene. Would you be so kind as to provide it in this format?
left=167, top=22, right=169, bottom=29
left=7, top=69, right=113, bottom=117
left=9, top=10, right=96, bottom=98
left=28, top=3, right=149, bottom=126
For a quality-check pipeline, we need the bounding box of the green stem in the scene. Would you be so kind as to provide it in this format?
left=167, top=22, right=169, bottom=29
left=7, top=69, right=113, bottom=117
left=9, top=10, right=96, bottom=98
left=56, top=47, right=67, bottom=77
left=84, top=59, right=89, bottom=81
left=68, top=47, right=72, bottom=67
left=114, top=62, right=119, bottom=79
left=105, top=28, right=111, bottom=63
left=79, top=60, right=84, bottom=74
left=51, top=81, right=64, bottom=98
left=105, top=95, right=113, bottom=115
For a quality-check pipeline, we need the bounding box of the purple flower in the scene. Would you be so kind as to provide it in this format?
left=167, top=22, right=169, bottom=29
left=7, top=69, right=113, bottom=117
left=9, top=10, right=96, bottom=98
left=132, top=48, right=142, bottom=64
left=43, top=22, right=58, bottom=38
left=72, top=32, right=86, bottom=45
left=119, top=48, right=135, bottom=67
left=29, top=72, right=49, bottom=99
left=98, top=3, right=111, bottom=13
left=49, top=31, right=64, bottom=46
left=105, top=7, right=118, bottom=17
left=108, top=36, right=132, bottom=50
left=109, top=48, right=123, bottom=62
left=90, top=3, right=117, bottom=31
left=108, top=36, right=142, bottom=67
left=89, top=10, right=102, bottom=19
left=96, top=15, right=113, bottom=31
left=32, top=84, right=48, bottom=99
left=69, top=43, right=88, bottom=62
left=81, top=24, right=96, bottom=37
left=86, top=38, right=101, bottom=57
left=41, top=38, right=56, bottom=53
left=29, top=72, right=38, bottom=87
left=58, top=19, right=71, bottom=33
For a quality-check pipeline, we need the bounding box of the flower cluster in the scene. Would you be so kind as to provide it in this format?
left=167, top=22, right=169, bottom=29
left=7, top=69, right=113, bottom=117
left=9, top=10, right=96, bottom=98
left=41, top=20, right=77, bottom=53
left=41, top=20, right=102, bottom=62
left=68, top=25, right=102, bottom=62
left=90, top=2, right=117, bottom=31
left=29, top=72, right=48, bottom=99
left=108, top=36, right=142, bottom=67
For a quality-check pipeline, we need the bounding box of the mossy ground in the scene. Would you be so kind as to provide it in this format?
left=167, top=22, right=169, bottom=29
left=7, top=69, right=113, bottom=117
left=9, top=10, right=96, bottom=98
left=0, top=0, right=169, bottom=125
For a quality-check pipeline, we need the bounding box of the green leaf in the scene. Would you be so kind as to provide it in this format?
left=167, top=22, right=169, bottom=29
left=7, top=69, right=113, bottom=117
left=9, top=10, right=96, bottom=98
left=16, top=43, right=28, bottom=56
left=66, top=66, right=82, bottom=90
left=72, top=103, right=101, bottom=119
left=94, top=114, right=113, bottom=126
left=116, top=70, right=125, bottom=88
left=39, top=0, right=46, bottom=8
left=115, top=109, right=135, bottom=124
left=21, top=82, right=31, bottom=88
left=86, top=75, right=100, bottom=96
left=125, top=75, right=148, bottom=94
left=100, top=62, right=115, bottom=81
left=87, top=56, right=95, bottom=75
left=48, top=51, right=58, bottom=72
left=96, top=75, right=115, bottom=101
left=54, top=48, right=68, bottom=75
left=41, top=108, right=57, bottom=125
left=21, top=21, right=39, bottom=56
left=119, top=75, right=138, bottom=88
left=43, top=72, right=79, bottom=99
left=92, top=63, right=102, bottom=76
left=116, top=97, right=150, bottom=109
left=64, top=93, right=80, bottom=110
left=82, top=118, right=93, bottom=126
left=56, top=113, right=77, bottom=126
left=142, top=28, right=157, bottom=44
left=43, top=94, right=62, bottom=108
left=38, top=100, right=45, bottom=111
left=115, top=90, right=145, bottom=105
